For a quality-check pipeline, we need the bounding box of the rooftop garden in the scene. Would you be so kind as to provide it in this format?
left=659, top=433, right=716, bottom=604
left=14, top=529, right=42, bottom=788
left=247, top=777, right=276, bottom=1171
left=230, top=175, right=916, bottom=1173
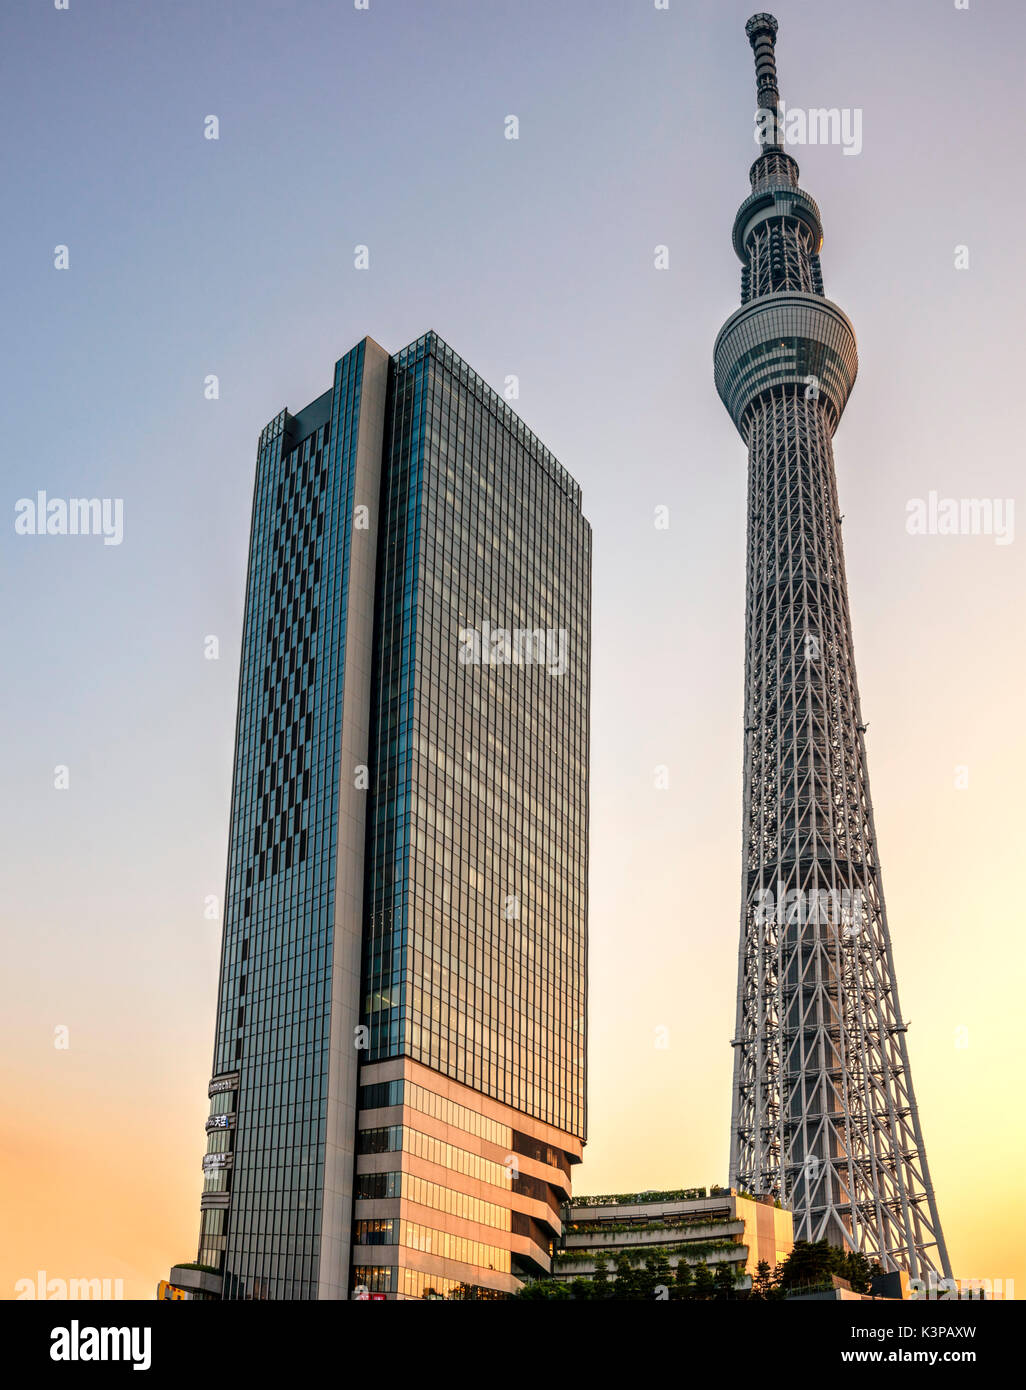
left=573, top=1186, right=730, bottom=1208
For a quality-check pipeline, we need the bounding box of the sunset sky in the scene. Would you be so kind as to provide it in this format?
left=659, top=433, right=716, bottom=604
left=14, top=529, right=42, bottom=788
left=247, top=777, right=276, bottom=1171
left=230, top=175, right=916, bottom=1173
left=2, top=0, right=1023, bottom=1300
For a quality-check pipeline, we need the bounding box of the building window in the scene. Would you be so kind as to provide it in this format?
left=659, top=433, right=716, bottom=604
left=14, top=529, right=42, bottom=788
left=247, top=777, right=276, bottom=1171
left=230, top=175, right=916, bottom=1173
left=356, top=1125, right=402, bottom=1155
left=354, top=1219, right=397, bottom=1246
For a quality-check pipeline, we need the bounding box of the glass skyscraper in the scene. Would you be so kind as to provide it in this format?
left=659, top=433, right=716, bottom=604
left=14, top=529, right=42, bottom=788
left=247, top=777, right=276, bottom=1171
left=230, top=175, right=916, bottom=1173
left=181, top=332, right=590, bottom=1300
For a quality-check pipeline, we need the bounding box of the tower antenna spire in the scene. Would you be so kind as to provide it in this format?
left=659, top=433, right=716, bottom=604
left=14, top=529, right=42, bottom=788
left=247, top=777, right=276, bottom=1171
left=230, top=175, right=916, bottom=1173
left=746, top=13, right=781, bottom=150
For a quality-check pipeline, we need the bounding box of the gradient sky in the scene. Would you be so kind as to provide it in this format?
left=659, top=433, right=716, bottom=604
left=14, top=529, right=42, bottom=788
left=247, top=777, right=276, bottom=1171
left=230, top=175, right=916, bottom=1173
left=2, top=0, right=1024, bottom=1300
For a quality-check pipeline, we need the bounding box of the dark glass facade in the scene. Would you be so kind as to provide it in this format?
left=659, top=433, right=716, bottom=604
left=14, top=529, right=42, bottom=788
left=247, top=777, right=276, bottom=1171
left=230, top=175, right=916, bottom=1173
left=188, top=332, right=590, bottom=1299
left=205, top=347, right=371, bottom=1299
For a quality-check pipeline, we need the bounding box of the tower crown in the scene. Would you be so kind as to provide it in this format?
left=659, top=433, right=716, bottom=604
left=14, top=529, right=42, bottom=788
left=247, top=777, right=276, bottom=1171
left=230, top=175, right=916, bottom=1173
left=715, top=15, right=855, bottom=433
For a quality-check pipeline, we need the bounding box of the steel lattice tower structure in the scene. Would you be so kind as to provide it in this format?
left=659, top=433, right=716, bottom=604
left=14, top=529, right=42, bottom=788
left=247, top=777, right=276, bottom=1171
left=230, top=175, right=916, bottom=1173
left=714, top=15, right=950, bottom=1279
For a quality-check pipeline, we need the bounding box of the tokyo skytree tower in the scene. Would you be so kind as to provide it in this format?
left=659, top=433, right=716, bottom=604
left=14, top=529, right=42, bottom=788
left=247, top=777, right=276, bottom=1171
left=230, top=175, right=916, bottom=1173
left=714, top=15, right=950, bottom=1278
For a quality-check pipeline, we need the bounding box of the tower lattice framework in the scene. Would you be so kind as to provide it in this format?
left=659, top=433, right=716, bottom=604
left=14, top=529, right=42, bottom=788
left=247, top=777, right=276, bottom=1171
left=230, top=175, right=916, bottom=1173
left=714, top=15, right=950, bottom=1280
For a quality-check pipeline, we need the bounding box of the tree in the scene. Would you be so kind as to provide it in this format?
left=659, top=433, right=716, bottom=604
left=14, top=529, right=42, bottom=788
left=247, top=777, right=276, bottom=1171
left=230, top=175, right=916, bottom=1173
left=776, top=1239, right=881, bottom=1295
left=777, top=1239, right=838, bottom=1291
left=751, top=1259, right=777, bottom=1301
left=691, top=1263, right=716, bottom=1300
left=714, top=1261, right=738, bottom=1300
left=590, top=1255, right=613, bottom=1300
left=672, top=1258, right=693, bottom=1301
left=646, top=1250, right=674, bottom=1301
left=841, top=1249, right=882, bottom=1296
left=630, top=1252, right=661, bottom=1302
left=612, top=1251, right=640, bottom=1300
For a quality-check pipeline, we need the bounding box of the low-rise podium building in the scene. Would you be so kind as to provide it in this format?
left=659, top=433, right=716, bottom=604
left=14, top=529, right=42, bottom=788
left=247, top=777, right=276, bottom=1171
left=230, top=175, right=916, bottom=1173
left=551, top=1187, right=793, bottom=1290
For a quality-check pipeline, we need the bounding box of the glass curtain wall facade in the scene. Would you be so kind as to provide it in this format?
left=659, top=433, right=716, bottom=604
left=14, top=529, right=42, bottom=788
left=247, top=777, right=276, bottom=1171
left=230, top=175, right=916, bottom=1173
left=364, top=334, right=589, bottom=1130
left=187, top=332, right=590, bottom=1300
